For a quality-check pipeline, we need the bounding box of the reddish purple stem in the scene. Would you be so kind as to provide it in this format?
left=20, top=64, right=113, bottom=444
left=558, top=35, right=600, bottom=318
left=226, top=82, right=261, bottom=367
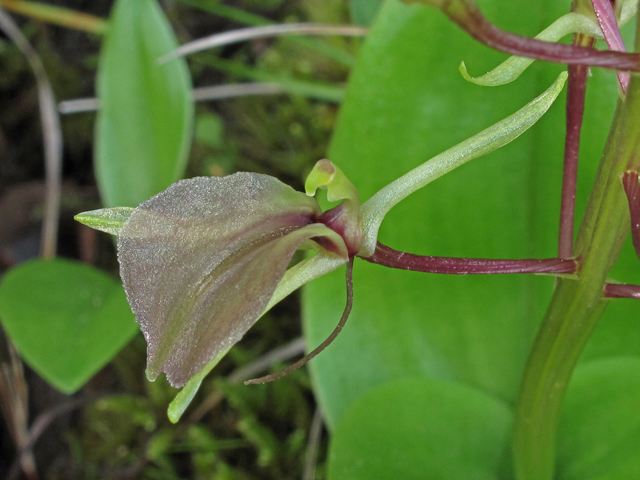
left=622, top=171, right=640, bottom=259
left=559, top=36, right=594, bottom=259
left=452, top=0, right=640, bottom=71
left=605, top=283, right=640, bottom=299
left=363, top=242, right=577, bottom=275
left=591, top=0, right=629, bottom=92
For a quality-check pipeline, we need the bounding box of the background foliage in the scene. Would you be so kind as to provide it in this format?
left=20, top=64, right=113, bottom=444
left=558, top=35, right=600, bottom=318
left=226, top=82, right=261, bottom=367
left=0, top=0, right=639, bottom=478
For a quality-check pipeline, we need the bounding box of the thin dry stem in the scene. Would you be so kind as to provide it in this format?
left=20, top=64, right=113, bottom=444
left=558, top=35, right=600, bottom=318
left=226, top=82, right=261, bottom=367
left=59, top=83, right=293, bottom=114
left=0, top=342, right=37, bottom=480
left=0, top=7, right=63, bottom=259
left=187, top=337, right=306, bottom=422
left=160, top=23, right=368, bottom=63
left=303, top=407, right=324, bottom=480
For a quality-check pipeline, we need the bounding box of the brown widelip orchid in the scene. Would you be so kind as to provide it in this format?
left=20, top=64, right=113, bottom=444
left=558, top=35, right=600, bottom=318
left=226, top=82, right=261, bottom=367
left=80, top=166, right=360, bottom=389
left=76, top=71, right=569, bottom=421
left=118, top=173, right=351, bottom=388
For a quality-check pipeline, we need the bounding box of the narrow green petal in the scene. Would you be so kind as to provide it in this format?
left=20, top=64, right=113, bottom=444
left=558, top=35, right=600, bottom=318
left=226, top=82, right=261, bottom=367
left=305, top=159, right=360, bottom=205
left=74, top=207, right=135, bottom=235
left=167, top=345, right=231, bottom=423
left=460, top=13, right=599, bottom=86
left=359, top=71, right=568, bottom=256
left=166, top=248, right=347, bottom=422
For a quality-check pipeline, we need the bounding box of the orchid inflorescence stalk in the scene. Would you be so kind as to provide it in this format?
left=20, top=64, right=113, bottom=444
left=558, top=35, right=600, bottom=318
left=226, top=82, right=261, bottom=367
left=76, top=4, right=640, bottom=476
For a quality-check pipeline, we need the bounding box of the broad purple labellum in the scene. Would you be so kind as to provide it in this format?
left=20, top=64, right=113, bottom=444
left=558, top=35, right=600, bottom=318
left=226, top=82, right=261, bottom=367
left=117, top=173, right=348, bottom=388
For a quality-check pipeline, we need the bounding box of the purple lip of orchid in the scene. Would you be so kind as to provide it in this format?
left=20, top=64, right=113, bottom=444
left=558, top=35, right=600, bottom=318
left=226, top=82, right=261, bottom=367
left=318, top=203, right=362, bottom=256
left=115, top=168, right=355, bottom=388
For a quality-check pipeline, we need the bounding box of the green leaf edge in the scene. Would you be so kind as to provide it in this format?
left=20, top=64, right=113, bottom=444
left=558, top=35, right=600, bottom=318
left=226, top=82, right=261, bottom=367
left=0, top=258, right=137, bottom=394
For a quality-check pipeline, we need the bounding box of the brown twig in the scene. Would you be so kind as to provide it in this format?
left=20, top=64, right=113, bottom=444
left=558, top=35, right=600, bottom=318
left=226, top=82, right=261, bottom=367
left=7, top=395, right=107, bottom=480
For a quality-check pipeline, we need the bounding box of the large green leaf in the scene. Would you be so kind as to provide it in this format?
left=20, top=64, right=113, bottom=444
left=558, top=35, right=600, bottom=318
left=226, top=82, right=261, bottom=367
left=0, top=259, right=137, bottom=393
left=95, top=0, right=193, bottom=207
left=304, top=0, right=638, bottom=431
left=557, top=357, right=640, bottom=479
left=328, top=378, right=513, bottom=480
left=349, top=0, right=383, bottom=25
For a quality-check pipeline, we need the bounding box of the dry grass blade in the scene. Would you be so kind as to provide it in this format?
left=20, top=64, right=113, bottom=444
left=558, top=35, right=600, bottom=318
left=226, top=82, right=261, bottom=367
left=0, top=341, right=37, bottom=480
left=303, top=407, right=324, bottom=480
left=0, top=7, right=63, bottom=259
left=0, top=0, right=108, bottom=34
left=227, top=337, right=306, bottom=384
left=57, top=97, right=100, bottom=114
left=58, top=83, right=289, bottom=114
left=159, top=23, right=368, bottom=63
left=7, top=398, right=86, bottom=480
left=191, top=82, right=285, bottom=101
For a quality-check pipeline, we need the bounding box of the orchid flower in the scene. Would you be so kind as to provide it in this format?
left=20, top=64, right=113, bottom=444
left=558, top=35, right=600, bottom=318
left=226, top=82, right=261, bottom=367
left=76, top=71, right=567, bottom=421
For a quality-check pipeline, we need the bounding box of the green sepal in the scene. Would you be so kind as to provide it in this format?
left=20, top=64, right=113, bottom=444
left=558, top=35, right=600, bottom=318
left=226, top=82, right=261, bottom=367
left=74, top=207, right=135, bottom=236
left=167, top=345, right=231, bottom=423
left=306, top=159, right=363, bottom=254
left=305, top=159, right=360, bottom=206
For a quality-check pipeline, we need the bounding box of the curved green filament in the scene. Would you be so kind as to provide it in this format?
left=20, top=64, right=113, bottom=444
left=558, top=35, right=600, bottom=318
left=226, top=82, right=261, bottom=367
left=359, top=71, right=568, bottom=256
left=460, top=13, right=600, bottom=86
